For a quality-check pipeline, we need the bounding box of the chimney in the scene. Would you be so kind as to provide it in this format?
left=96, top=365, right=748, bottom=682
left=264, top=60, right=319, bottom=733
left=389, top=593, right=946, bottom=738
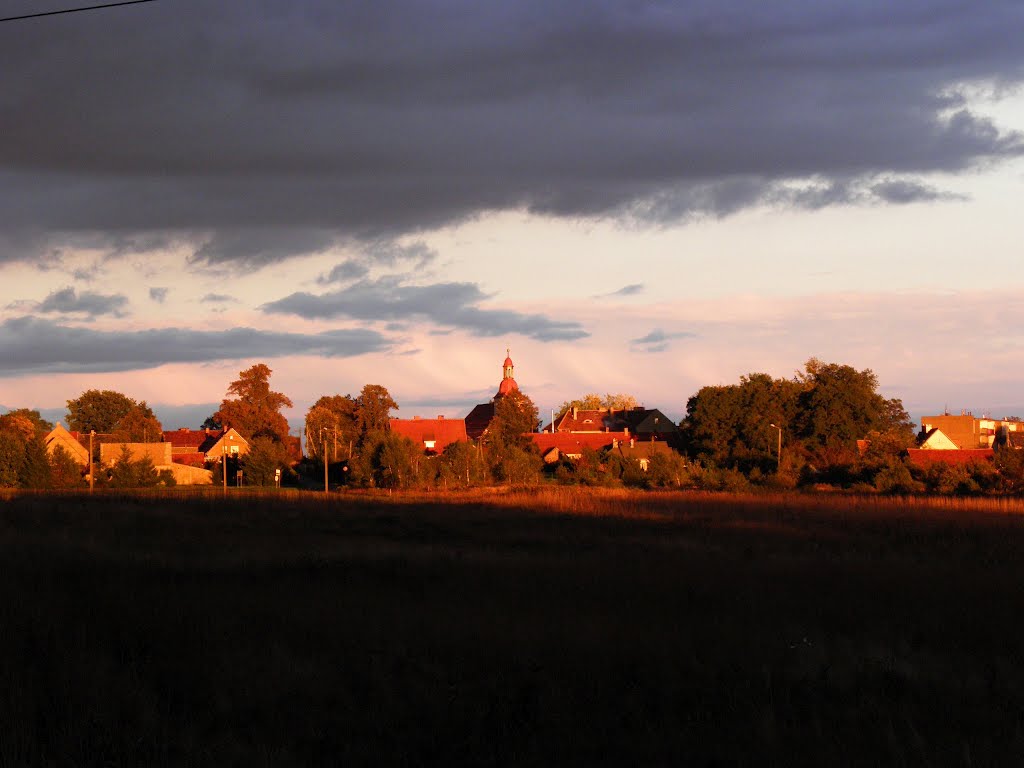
left=414, top=415, right=420, bottom=420
left=630, top=438, right=635, bottom=448
left=438, top=415, right=444, bottom=420
left=624, top=426, right=629, bottom=436
left=573, top=407, right=578, bottom=419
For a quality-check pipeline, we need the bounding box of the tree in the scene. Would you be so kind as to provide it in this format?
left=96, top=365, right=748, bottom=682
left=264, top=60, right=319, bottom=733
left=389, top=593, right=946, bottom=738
left=438, top=440, right=484, bottom=488
left=107, top=446, right=160, bottom=488
left=66, top=390, right=146, bottom=433
left=488, top=390, right=540, bottom=451
left=0, top=409, right=52, bottom=441
left=112, top=404, right=163, bottom=443
left=356, top=384, right=398, bottom=441
left=240, top=437, right=292, bottom=487
left=556, top=393, right=638, bottom=419
left=371, top=432, right=424, bottom=489
left=994, top=445, right=1024, bottom=493
left=49, top=445, right=84, bottom=489
left=795, top=358, right=912, bottom=448
left=305, top=395, right=359, bottom=461
left=0, top=431, right=24, bottom=487
left=682, top=373, right=799, bottom=472
left=19, top=437, right=52, bottom=489
left=215, top=364, right=293, bottom=443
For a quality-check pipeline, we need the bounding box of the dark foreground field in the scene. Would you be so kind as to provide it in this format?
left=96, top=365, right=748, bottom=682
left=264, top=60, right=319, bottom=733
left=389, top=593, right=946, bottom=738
left=2, top=488, right=1024, bottom=766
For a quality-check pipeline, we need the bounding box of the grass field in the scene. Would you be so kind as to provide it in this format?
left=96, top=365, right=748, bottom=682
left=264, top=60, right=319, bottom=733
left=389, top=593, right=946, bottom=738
left=1, top=487, right=1023, bottom=766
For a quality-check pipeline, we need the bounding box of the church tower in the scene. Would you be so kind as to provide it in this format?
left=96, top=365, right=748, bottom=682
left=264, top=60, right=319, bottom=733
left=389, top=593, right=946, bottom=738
left=496, top=348, right=519, bottom=398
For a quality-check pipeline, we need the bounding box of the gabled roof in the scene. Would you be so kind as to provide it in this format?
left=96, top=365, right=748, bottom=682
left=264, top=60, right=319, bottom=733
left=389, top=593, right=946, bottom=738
left=162, top=428, right=213, bottom=450
left=465, top=403, right=495, bottom=441
left=529, top=432, right=628, bottom=456
left=202, top=428, right=249, bottom=457
left=390, top=417, right=468, bottom=453
left=43, top=423, right=91, bottom=465
left=624, top=408, right=678, bottom=436
left=554, top=409, right=615, bottom=433
left=918, top=428, right=959, bottom=450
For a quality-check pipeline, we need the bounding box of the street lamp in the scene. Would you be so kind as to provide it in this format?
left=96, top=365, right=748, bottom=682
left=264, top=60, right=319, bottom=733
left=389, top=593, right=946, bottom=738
left=222, top=433, right=234, bottom=495
left=769, top=423, right=782, bottom=472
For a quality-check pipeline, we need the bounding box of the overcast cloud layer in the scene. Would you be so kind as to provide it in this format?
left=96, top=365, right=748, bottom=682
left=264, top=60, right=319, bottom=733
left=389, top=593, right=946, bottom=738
left=0, top=317, right=390, bottom=375
left=2, top=0, right=1023, bottom=266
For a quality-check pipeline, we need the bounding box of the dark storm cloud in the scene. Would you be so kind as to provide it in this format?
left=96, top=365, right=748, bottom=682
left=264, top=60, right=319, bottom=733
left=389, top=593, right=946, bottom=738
left=0, top=316, right=390, bottom=375
left=34, top=287, right=128, bottom=318
left=263, top=277, right=589, bottom=341
left=149, top=287, right=168, bottom=303
left=631, top=328, right=696, bottom=353
left=2, top=1, right=1023, bottom=264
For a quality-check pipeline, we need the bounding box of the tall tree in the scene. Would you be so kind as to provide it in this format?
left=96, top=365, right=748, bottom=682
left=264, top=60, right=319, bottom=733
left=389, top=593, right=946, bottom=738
left=489, top=390, right=540, bottom=451
left=67, top=390, right=149, bottom=433
left=0, top=409, right=53, bottom=441
left=356, top=384, right=398, bottom=441
left=305, top=394, right=359, bottom=461
left=49, top=445, right=84, bottom=489
left=112, top=404, right=163, bottom=443
left=215, top=364, right=293, bottom=442
left=795, top=358, right=913, bottom=455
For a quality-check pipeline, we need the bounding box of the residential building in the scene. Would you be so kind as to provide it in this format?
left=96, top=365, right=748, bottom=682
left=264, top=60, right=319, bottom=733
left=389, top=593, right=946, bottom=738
left=390, top=415, right=468, bottom=454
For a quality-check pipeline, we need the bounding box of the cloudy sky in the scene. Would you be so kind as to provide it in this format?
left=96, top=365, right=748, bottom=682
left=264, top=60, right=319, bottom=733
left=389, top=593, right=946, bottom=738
left=2, top=0, right=1024, bottom=432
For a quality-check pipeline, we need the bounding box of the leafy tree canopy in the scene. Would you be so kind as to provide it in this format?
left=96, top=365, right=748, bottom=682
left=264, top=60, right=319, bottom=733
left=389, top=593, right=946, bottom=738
left=489, top=390, right=540, bottom=452
left=215, top=364, right=293, bottom=443
left=112, top=404, right=163, bottom=443
left=356, top=384, right=398, bottom=441
left=67, top=390, right=153, bottom=434
left=556, top=393, right=638, bottom=418
left=306, top=395, right=359, bottom=460
left=0, top=409, right=52, bottom=441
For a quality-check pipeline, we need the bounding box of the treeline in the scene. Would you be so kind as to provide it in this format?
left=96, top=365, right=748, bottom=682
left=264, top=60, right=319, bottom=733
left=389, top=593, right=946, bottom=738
left=6, top=357, right=1024, bottom=495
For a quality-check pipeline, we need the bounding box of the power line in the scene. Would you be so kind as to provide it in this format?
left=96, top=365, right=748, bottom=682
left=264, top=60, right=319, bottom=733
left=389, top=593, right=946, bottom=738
left=0, top=0, right=157, bottom=23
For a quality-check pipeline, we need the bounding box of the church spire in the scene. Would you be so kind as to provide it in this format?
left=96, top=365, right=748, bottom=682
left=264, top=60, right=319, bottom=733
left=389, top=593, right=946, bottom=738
left=497, top=348, right=519, bottom=397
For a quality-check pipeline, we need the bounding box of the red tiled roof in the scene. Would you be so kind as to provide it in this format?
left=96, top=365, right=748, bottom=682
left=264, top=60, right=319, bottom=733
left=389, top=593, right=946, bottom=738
left=162, top=429, right=213, bottom=449
left=529, top=432, right=629, bottom=455
left=554, top=409, right=616, bottom=432
left=172, top=452, right=208, bottom=467
left=390, top=417, right=468, bottom=453
left=906, top=448, right=994, bottom=467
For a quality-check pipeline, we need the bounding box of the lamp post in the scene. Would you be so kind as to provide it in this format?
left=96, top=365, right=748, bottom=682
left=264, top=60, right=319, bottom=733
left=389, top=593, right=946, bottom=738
left=89, top=429, right=95, bottom=492
left=222, top=433, right=234, bottom=496
left=320, top=428, right=329, bottom=493
left=769, top=423, right=782, bottom=472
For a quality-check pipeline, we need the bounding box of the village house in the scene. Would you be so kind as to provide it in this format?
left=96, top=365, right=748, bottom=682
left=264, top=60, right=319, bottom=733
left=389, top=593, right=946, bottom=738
left=389, top=415, right=468, bottom=454
left=42, top=423, right=91, bottom=467
left=544, top=406, right=680, bottom=445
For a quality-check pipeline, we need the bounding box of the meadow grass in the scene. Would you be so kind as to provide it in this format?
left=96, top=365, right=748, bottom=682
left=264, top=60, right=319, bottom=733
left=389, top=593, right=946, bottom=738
left=1, top=487, right=1023, bottom=765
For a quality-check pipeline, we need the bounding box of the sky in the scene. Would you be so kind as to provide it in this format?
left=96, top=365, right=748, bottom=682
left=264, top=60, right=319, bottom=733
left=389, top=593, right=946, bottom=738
left=2, top=0, right=1024, bottom=434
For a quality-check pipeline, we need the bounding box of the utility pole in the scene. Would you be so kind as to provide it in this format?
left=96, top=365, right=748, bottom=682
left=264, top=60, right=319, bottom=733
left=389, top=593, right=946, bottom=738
left=89, top=430, right=95, bottom=492
left=321, top=428, right=329, bottom=493
left=770, top=423, right=782, bottom=472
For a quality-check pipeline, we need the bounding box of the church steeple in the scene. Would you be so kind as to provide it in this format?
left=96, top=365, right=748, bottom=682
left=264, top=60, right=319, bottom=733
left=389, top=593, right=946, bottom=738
left=496, top=348, right=519, bottom=398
